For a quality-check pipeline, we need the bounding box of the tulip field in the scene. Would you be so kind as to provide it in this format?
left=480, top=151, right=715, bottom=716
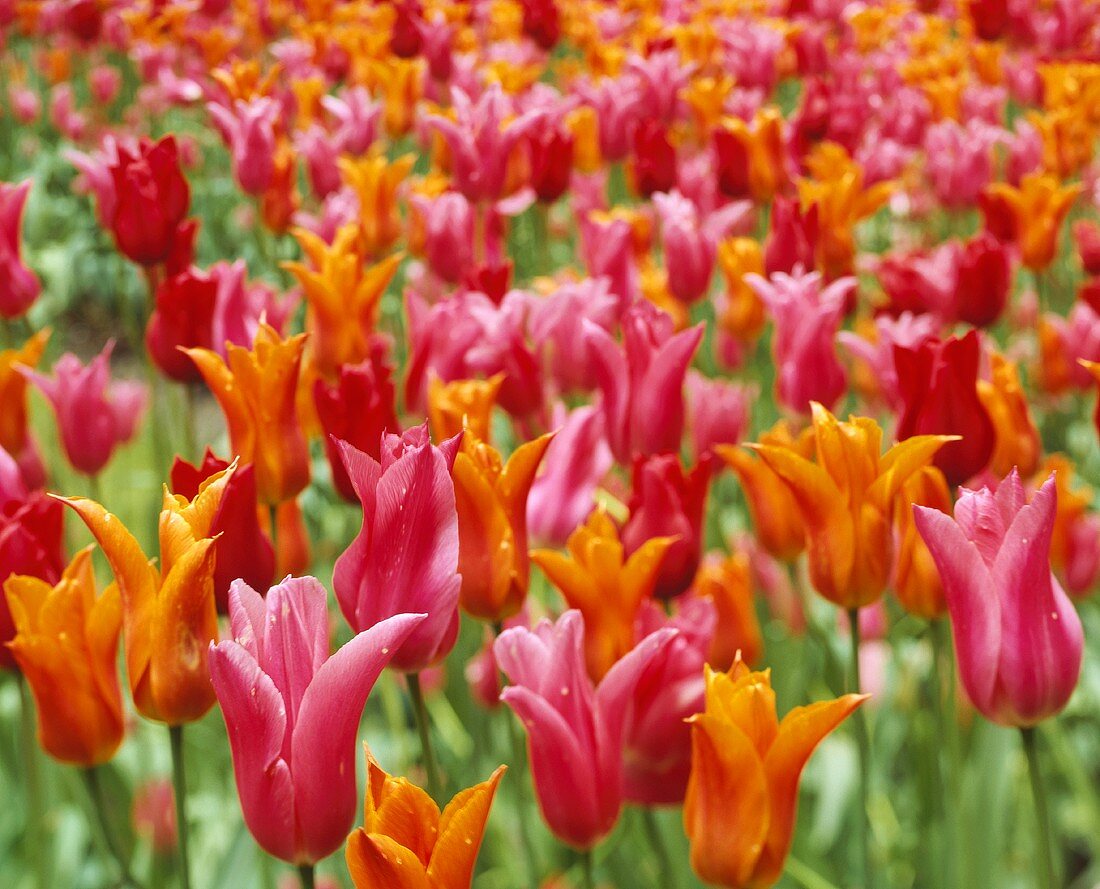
left=5, top=1, right=1100, bottom=888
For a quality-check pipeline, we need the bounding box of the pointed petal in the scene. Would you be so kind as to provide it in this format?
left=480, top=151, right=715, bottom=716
left=427, top=766, right=506, bottom=887
left=346, top=832, right=432, bottom=889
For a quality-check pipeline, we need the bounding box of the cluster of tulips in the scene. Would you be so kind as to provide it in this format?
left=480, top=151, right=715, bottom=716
left=2, top=0, right=1100, bottom=887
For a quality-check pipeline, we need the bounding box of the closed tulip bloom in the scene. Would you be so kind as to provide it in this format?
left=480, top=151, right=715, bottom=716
left=978, top=353, right=1041, bottom=480
left=58, top=466, right=233, bottom=725
left=0, top=180, right=41, bottom=319
left=22, top=341, right=146, bottom=477
left=1073, top=219, right=1100, bottom=275
left=4, top=546, right=123, bottom=765
left=532, top=508, right=673, bottom=681
left=185, top=323, right=310, bottom=505
left=453, top=431, right=553, bottom=623
left=914, top=471, right=1084, bottom=726
left=170, top=450, right=274, bottom=613
left=752, top=403, right=949, bottom=609
left=893, top=467, right=952, bottom=620
left=107, top=135, right=191, bottom=267
left=685, top=659, right=866, bottom=888
left=716, top=421, right=814, bottom=564
left=210, top=576, right=425, bottom=865
left=345, top=755, right=505, bottom=888
left=493, top=610, right=675, bottom=849
left=333, top=426, right=463, bottom=673
left=145, top=267, right=218, bottom=382
left=984, top=173, right=1082, bottom=271
left=895, top=331, right=996, bottom=488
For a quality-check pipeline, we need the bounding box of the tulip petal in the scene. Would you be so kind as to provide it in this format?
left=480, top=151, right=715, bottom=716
left=346, top=832, right=431, bottom=889
left=427, top=765, right=506, bottom=887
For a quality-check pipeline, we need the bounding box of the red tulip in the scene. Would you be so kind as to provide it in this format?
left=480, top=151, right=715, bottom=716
left=107, top=135, right=191, bottom=267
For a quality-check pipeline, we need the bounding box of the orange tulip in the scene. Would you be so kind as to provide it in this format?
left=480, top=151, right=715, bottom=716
left=977, top=352, right=1041, bottom=479
left=454, top=431, right=553, bottom=622
left=984, top=173, right=1081, bottom=271
left=716, top=237, right=766, bottom=343
left=428, top=374, right=504, bottom=444
left=684, top=658, right=866, bottom=888
left=284, top=227, right=402, bottom=379
left=4, top=546, right=123, bottom=765
left=893, top=466, right=952, bottom=620
left=184, top=323, right=310, bottom=505
left=715, top=108, right=789, bottom=203
left=0, top=329, right=49, bottom=475
left=750, top=403, right=949, bottom=609
left=715, top=421, right=814, bottom=564
left=56, top=466, right=233, bottom=725
left=339, top=152, right=416, bottom=260
left=531, top=508, right=674, bottom=681
left=691, top=552, right=763, bottom=670
left=346, top=753, right=505, bottom=889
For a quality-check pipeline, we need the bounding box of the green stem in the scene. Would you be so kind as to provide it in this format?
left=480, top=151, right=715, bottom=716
left=641, top=808, right=674, bottom=888
left=83, top=766, right=141, bottom=888
left=297, top=863, right=315, bottom=889
left=182, top=383, right=197, bottom=460
left=18, top=676, right=48, bottom=889
left=931, top=620, right=963, bottom=889
left=785, top=855, right=843, bottom=889
left=580, top=848, right=595, bottom=889
left=847, top=608, right=873, bottom=889
left=1020, top=727, right=1057, bottom=889
left=407, top=673, right=442, bottom=800
left=268, top=504, right=279, bottom=574
left=168, top=725, right=192, bottom=889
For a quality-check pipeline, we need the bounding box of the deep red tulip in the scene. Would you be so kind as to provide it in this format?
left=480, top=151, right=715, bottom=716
left=765, top=197, right=819, bottom=276
left=630, top=119, right=677, bottom=198
left=146, top=268, right=217, bottom=382
left=955, top=232, right=1012, bottom=328
left=520, top=0, right=561, bottom=49
left=529, top=123, right=574, bottom=204
left=108, top=135, right=191, bottom=267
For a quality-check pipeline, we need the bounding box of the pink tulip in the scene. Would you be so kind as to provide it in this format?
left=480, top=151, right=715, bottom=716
left=8, top=85, right=40, bottom=125
left=685, top=371, right=751, bottom=461
left=622, top=598, right=713, bottom=805
left=295, top=125, right=342, bottom=199
left=409, top=190, right=475, bottom=283
left=585, top=301, right=703, bottom=464
left=207, top=97, right=280, bottom=196
left=527, top=403, right=612, bottom=548
left=749, top=270, right=851, bottom=415
left=21, top=342, right=146, bottom=476
left=837, top=312, right=939, bottom=411
left=579, top=212, right=636, bottom=307
left=209, top=576, right=425, bottom=864
left=0, top=181, right=41, bottom=319
left=321, top=87, right=381, bottom=156
left=66, top=135, right=129, bottom=227
left=914, top=471, right=1085, bottom=726
left=493, top=610, right=675, bottom=849
left=333, top=425, right=463, bottom=673
left=528, top=277, right=619, bottom=394
left=653, top=190, right=750, bottom=304
left=924, top=120, right=1000, bottom=210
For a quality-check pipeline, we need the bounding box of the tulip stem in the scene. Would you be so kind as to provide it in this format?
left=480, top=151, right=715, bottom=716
left=407, top=672, right=442, bottom=800
left=168, top=724, right=192, bottom=889
left=641, top=808, right=675, bottom=888
left=580, top=848, right=595, bottom=889
left=1020, top=727, right=1057, bottom=889
left=847, top=608, right=873, bottom=889
left=83, top=766, right=142, bottom=889
left=931, top=620, right=962, bottom=889
left=785, top=855, right=843, bottom=889
left=297, top=863, right=315, bottom=889
left=18, top=675, right=48, bottom=889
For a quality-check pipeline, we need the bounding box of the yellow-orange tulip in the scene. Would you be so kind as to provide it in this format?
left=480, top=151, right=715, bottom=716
left=691, top=552, right=763, bottom=670
left=4, top=547, right=123, bottom=765
left=346, top=753, right=504, bottom=889
left=893, top=466, right=952, bottom=620
left=985, top=173, right=1082, bottom=271
left=685, top=659, right=866, bottom=888
left=0, top=329, right=48, bottom=470
left=454, top=432, right=553, bottom=622
left=977, top=352, right=1041, bottom=479
left=716, top=237, right=766, bottom=343
left=428, top=374, right=504, bottom=444
left=338, top=152, right=416, bottom=260
left=751, top=403, right=949, bottom=609
left=531, top=508, right=674, bottom=681
left=56, top=466, right=233, bottom=725
left=185, top=323, right=310, bottom=505
left=715, top=421, right=814, bottom=564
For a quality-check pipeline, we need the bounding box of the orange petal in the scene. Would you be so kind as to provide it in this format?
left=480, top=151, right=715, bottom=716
left=346, top=831, right=432, bottom=889
left=427, top=765, right=506, bottom=888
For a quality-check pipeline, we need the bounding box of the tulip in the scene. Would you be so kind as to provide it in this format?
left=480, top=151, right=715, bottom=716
left=630, top=119, right=677, bottom=198
left=314, top=339, right=401, bottom=502
left=654, top=190, right=750, bottom=305
left=107, top=135, right=191, bottom=267
left=322, top=87, right=381, bottom=156
left=914, top=471, right=1084, bottom=726
left=58, top=465, right=233, bottom=725
left=716, top=421, right=814, bottom=564
left=22, top=341, right=146, bottom=477
left=4, top=546, right=123, bottom=765
left=345, top=754, right=505, bottom=888
left=585, top=302, right=703, bottom=465
left=691, top=551, right=764, bottom=670
left=533, top=508, right=673, bottom=681
left=428, top=374, right=503, bottom=445
left=955, top=232, right=1012, bottom=328
left=493, top=610, right=675, bottom=849
left=984, top=173, right=1082, bottom=271
left=184, top=323, right=310, bottom=505
left=893, top=467, right=952, bottom=620
left=837, top=312, right=940, bottom=413
left=210, top=576, right=425, bottom=864
left=621, top=452, right=711, bottom=600
left=339, top=153, right=416, bottom=260
left=207, top=97, right=280, bottom=196
left=684, top=658, right=866, bottom=888
left=0, top=180, right=41, bottom=319
left=528, top=277, right=619, bottom=395
left=333, top=426, right=463, bottom=673
left=716, top=237, right=766, bottom=344
left=685, top=372, right=751, bottom=462
left=528, top=119, right=573, bottom=204
left=764, top=197, right=819, bottom=277
left=895, top=331, right=995, bottom=488
left=453, top=431, right=553, bottom=623
left=1073, top=219, right=1100, bottom=275
left=749, top=270, right=852, bottom=415
left=713, top=108, right=790, bottom=203
left=146, top=267, right=218, bottom=383
left=752, top=403, right=948, bottom=609
left=170, top=450, right=274, bottom=614
left=0, top=329, right=50, bottom=488
left=409, top=190, right=475, bottom=284
left=978, top=353, right=1041, bottom=480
